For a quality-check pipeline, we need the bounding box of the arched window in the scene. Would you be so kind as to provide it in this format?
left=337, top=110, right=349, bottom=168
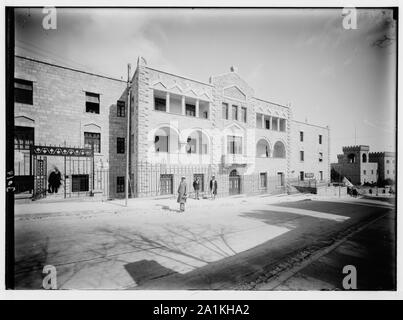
left=273, top=141, right=286, bottom=158
left=256, top=139, right=271, bottom=158
left=230, top=169, right=239, bottom=176
left=154, top=126, right=179, bottom=153
left=348, top=153, right=356, bottom=163
left=362, top=153, right=367, bottom=163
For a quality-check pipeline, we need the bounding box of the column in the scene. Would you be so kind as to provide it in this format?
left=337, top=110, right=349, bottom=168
left=207, top=102, right=210, bottom=119
left=196, top=99, right=200, bottom=118
left=270, top=117, right=273, bottom=130
left=181, top=95, right=186, bottom=116
left=166, top=92, right=170, bottom=113
left=261, top=114, right=264, bottom=129
left=277, top=118, right=280, bottom=131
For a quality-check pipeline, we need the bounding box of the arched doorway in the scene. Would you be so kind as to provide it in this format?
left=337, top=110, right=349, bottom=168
left=229, top=169, right=241, bottom=195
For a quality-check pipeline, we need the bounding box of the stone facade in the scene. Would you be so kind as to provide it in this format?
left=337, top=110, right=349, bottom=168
left=14, top=55, right=331, bottom=199
left=369, top=152, right=396, bottom=182
left=14, top=55, right=127, bottom=199
left=130, top=57, right=330, bottom=197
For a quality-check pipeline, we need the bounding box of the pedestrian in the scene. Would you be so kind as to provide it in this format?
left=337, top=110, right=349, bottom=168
left=193, top=177, right=200, bottom=200
left=209, top=175, right=218, bottom=200
left=177, top=176, right=187, bottom=212
left=48, top=167, right=62, bottom=194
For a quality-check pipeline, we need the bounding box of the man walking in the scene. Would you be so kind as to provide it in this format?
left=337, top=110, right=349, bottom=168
left=209, top=175, right=218, bottom=200
left=177, top=176, right=187, bottom=212
left=193, top=177, right=200, bottom=200
left=48, top=167, right=62, bottom=194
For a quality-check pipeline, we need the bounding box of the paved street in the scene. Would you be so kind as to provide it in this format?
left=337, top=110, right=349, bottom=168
left=14, top=194, right=395, bottom=290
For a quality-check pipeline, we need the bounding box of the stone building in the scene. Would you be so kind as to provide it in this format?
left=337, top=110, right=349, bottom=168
left=331, top=145, right=378, bottom=185
left=13, top=55, right=330, bottom=199
left=369, top=151, right=396, bottom=183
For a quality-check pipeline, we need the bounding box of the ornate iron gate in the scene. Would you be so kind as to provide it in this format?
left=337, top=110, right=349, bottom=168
left=31, top=145, right=94, bottom=200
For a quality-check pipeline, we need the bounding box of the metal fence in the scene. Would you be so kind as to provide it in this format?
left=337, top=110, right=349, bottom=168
left=134, top=161, right=286, bottom=198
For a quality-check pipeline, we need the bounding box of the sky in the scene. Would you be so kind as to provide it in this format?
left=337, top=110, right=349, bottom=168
left=14, top=7, right=397, bottom=161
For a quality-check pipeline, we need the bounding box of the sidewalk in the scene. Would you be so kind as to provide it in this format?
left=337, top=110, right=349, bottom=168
left=14, top=192, right=317, bottom=216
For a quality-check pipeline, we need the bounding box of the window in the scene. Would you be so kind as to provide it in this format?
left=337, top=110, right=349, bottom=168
left=186, top=104, right=196, bottom=117
left=386, top=160, right=390, bottom=164
left=84, top=132, right=101, bottom=153
left=154, top=97, right=166, bottom=111
left=260, top=173, right=267, bottom=188
left=371, top=170, right=374, bottom=174
left=15, top=79, right=33, bottom=105
left=300, top=151, right=304, bottom=161
left=72, top=175, right=89, bottom=192
left=362, top=154, right=367, bottom=163
left=202, top=111, right=208, bottom=119
left=232, top=105, right=238, bottom=121
left=86, top=92, right=100, bottom=114
left=116, top=176, right=125, bottom=193
left=387, top=170, right=390, bottom=174
left=227, top=136, right=242, bottom=154
left=300, top=171, right=304, bottom=181
left=319, top=171, right=323, bottom=181
left=300, top=131, right=304, bottom=142
left=241, top=107, right=247, bottom=123
left=222, top=103, right=229, bottom=120
left=265, top=119, right=270, bottom=130
left=319, top=134, right=323, bottom=144
left=363, top=170, right=366, bottom=175
left=279, top=119, right=286, bottom=132
left=117, top=137, right=125, bottom=154
left=14, top=126, right=34, bottom=150
left=154, top=135, right=168, bottom=152
left=117, top=100, right=125, bottom=117
left=319, top=152, right=323, bottom=162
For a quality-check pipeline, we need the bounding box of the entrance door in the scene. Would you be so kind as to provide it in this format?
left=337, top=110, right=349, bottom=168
left=160, top=174, right=173, bottom=195
left=229, top=169, right=241, bottom=195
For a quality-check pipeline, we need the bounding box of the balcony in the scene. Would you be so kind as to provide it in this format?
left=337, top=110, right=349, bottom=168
left=222, top=154, right=248, bottom=165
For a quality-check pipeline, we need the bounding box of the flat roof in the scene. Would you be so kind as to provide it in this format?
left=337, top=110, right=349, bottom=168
left=15, top=55, right=126, bottom=83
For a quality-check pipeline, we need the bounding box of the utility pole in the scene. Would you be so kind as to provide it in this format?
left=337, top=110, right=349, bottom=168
left=125, top=63, right=131, bottom=207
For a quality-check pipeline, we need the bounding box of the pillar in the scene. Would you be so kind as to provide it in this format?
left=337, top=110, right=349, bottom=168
left=181, top=95, right=185, bottom=116
left=166, top=92, right=170, bottom=113
left=196, top=99, right=200, bottom=118
left=261, top=114, right=265, bottom=129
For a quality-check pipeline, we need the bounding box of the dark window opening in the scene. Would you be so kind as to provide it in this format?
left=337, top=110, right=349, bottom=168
left=241, top=107, right=247, bottom=123
left=300, top=131, right=304, bottom=142
left=300, top=151, right=304, bottom=161
left=186, top=104, right=196, bottom=117
left=117, top=137, right=125, bottom=154
left=232, top=105, right=238, bottom=121
left=222, top=103, right=229, bottom=120
left=319, top=152, right=323, bottom=162
left=14, top=126, right=34, bottom=150
left=84, top=132, right=101, bottom=153
left=15, top=78, right=33, bottom=105
left=265, top=119, right=270, bottom=130
left=117, top=176, right=125, bottom=193
left=86, top=92, right=100, bottom=114
left=260, top=172, right=267, bottom=188
left=319, top=134, right=323, bottom=144
left=154, top=97, right=166, bottom=111
left=117, top=100, right=125, bottom=117
left=72, top=174, right=89, bottom=192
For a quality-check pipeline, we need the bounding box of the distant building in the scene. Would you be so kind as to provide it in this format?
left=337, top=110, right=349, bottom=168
left=369, top=152, right=396, bottom=182
left=331, top=145, right=378, bottom=185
